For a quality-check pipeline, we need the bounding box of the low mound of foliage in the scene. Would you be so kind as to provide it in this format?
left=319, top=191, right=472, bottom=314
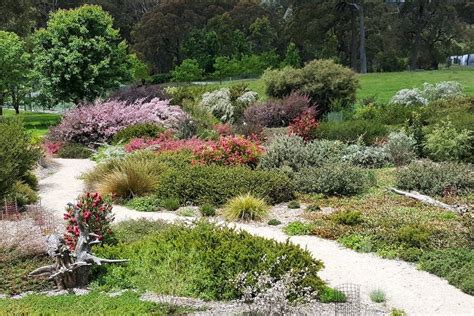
left=93, top=220, right=325, bottom=301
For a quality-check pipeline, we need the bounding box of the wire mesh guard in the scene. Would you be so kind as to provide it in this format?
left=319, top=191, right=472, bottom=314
left=334, top=283, right=361, bottom=316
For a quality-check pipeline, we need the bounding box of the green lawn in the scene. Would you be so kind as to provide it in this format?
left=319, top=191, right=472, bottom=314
left=204, top=68, right=474, bottom=103
left=2, top=108, right=61, bottom=137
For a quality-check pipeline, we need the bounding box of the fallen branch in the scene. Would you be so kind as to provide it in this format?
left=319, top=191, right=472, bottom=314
left=389, top=188, right=469, bottom=215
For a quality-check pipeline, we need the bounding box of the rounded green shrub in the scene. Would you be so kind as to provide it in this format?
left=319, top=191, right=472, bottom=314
left=8, top=181, right=38, bottom=207
left=396, top=160, right=473, bottom=196
left=155, top=164, right=295, bottom=206
left=223, top=193, right=269, bottom=222
left=267, top=218, right=282, bottom=226
left=160, top=197, right=180, bottom=211
left=57, top=143, right=92, bottom=159
left=287, top=200, right=301, bottom=209
left=112, top=123, right=165, bottom=144
left=262, top=59, right=358, bottom=115
left=125, top=195, right=161, bottom=212
left=424, top=120, right=472, bottom=162
left=295, top=163, right=375, bottom=196
left=200, top=204, right=216, bottom=217
left=284, top=221, right=313, bottom=236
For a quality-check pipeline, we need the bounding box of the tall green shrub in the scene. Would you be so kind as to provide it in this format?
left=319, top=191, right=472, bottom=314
left=0, top=117, right=41, bottom=199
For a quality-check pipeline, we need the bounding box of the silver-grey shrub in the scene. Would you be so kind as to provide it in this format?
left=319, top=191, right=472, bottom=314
left=259, top=135, right=346, bottom=172
left=295, top=163, right=375, bottom=196
left=384, top=131, right=416, bottom=166
left=342, top=144, right=392, bottom=168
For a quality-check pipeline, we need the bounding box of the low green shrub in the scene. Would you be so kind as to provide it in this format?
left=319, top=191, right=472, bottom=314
left=369, top=289, right=386, bottom=303
left=223, top=194, right=269, bottom=222
left=319, top=287, right=347, bottom=303
left=267, top=218, right=282, bottom=226
left=331, top=210, right=363, bottom=226
left=112, top=123, right=165, bottom=144
left=418, top=248, right=473, bottom=295
left=0, top=250, right=53, bottom=295
left=0, top=291, right=187, bottom=315
left=57, top=143, right=92, bottom=159
left=422, top=96, right=474, bottom=132
left=342, top=144, right=391, bottom=168
left=287, top=200, right=301, bottom=209
left=91, top=144, right=126, bottom=162
left=200, top=204, right=216, bottom=217
left=338, top=234, right=375, bottom=253
left=125, top=195, right=160, bottom=212
left=391, top=308, right=407, bottom=316
left=396, top=160, right=473, bottom=196
left=424, top=120, right=472, bottom=162
left=160, top=197, right=180, bottom=211
left=93, top=221, right=326, bottom=301
left=177, top=207, right=196, bottom=217
left=313, top=120, right=388, bottom=145
left=7, top=182, right=38, bottom=207
left=284, top=221, right=313, bottom=236
left=155, top=164, right=295, bottom=206
left=295, top=163, right=375, bottom=196
left=397, top=224, right=431, bottom=248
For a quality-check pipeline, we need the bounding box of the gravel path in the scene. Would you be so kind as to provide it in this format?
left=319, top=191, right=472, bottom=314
left=38, top=158, right=474, bottom=315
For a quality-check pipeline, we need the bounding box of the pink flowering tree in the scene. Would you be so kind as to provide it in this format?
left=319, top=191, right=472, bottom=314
left=50, top=98, right=188, bottom=145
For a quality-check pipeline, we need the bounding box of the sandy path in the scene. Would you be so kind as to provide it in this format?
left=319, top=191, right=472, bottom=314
left=39, top=158, right=474, bottom=315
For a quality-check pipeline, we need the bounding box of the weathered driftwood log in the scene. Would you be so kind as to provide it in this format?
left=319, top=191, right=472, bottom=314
left=29, top=209, right=127, bottom=289
left=389, top=188, right=469, bottom=215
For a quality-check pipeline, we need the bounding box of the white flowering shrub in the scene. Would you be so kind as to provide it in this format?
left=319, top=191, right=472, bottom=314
left=384, top=131, right=416, bottom=166
left=200, top=88, right=234, bottom=123
left=390, top=81, right=464, bottom=106
left=390, top=88, right=428, bottom=106
left=236, top=91, right=258, bottom=106
left=422, top=81, right=463, bottom=101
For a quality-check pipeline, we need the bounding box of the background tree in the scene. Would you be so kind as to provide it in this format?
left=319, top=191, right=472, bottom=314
left=0, top=31, right=30, bottom=115
left=33, top=5, right=131, bottom=105
left=171, top=59, right=204, bottom=82
left=282, top=42, right=301, bottom=68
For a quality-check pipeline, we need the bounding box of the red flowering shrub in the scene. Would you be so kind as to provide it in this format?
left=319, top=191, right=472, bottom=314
left=194, top=135, right=264, bottom=167
left=214, top=123, right=233, bottom=136
left=288, top=109, right=319, bottom=141
left=43, top=141, right=62, bottom=155
left=125, top=131, right=211, bottom=153
left=64, top=192, right=114, bottom=250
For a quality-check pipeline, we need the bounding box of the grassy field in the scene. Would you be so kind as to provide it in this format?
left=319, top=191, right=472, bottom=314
left=207, top=67, right=474, bottom=103
left=2, top=108, right=61, bottom=137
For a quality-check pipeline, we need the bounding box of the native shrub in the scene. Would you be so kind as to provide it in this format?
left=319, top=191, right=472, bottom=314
left=390, top=81, right=464, bottom=106
left=200, top=88, right=234, bottom=123
left=91, top=144, right=127, bottom=162
left=155, top=164, right=294, bottom=206
left=125, top=195, right=161, bottom=212
left=262, top=59, right=358, bottom=115
left=64, top=192, right=114, bottom=250
left=424, top=120, right=472, bottom=162
left=259, top=135, right=346, bottom=172
left=284, top=221, right=313, bottom=236
left=295, top=163, right=375, bottom=196
left=288, top=109, right=319, bottom=141
left=112, top=123, right=165, bottom=144
left=0, top=117, right=41, bottom=200
left=312, top=120, right=388, bottom=145
left=94, top=221, right=325, bottom=301
left=396, top=160, right=473, bottom=196
left=342, top=144, right=391, bottom=168
left=223, top=193, right=269, bottom=222
left=384, top=132, right=416, bottom=166
left=244, top=93, right=313, bottom=128
left=83, top=151, right=168, bottom=199
left=194, top=135, right=264, bottom=168
left=107, top=84, right=169, bottom=105
left=390, top=88, right=428, bottom=106
left=124, top=131, right=210, bottom=153
left=57, top=143, right=92, bottom=159
left=50, top=98, right=188, bottom=145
